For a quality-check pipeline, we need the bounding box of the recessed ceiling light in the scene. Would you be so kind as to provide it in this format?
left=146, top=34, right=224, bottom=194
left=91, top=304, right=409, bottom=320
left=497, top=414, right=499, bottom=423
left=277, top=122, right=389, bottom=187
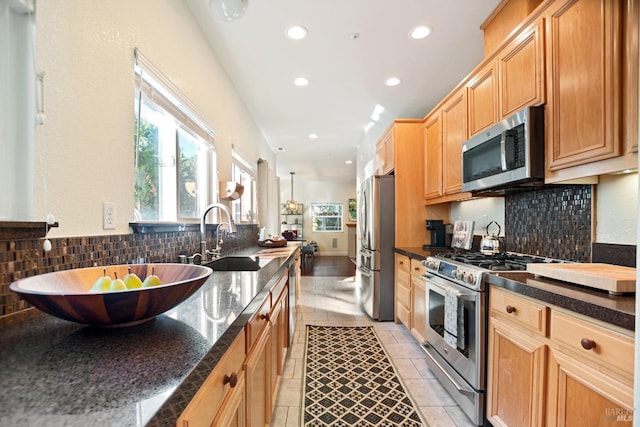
left=294, top=77, right=309, bottom=87
left=410, top=26, right=431, bottom=40
left=345, top=160, right=353, bottom=165
left=385, top=77, right=401, bottom=87
left=287, top=25, right=308, bottom=40
left=309, top=133, right=318, bottom=139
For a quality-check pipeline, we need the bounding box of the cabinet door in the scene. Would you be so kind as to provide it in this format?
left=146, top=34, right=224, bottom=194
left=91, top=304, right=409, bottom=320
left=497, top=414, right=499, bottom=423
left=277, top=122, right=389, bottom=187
left=212, top=371, right=246, bottom=427
left=177, top=329, right=246, bottom=427
left=547, top=349, right=633, bottom=426
left=545, top=0, right=622, bottom=171
left=394, top=254, right=411, bottom=327
left=441, top=89, right=468, bottom=195
left=498, top=18, right=545, bottom=118
left=409, top=275, right=426, bottom=344
left=245, top=325, right=270, bottom=427
left=467, top=61, right=497, bottom=136
left=423, top=112, right=443, bottom=199
left=487, top=317, right=547, bottom=427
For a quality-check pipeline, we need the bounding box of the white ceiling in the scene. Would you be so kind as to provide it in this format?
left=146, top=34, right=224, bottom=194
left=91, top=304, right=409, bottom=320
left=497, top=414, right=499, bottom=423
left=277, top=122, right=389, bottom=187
left=185, top=0, right=501, bottom=183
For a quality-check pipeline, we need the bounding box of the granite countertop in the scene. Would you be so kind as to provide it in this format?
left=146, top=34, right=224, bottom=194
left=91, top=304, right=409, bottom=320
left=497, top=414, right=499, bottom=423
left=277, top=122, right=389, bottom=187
left=395, top=247, right=635, bottom=332
left=0, top=244, right=300, bottom=427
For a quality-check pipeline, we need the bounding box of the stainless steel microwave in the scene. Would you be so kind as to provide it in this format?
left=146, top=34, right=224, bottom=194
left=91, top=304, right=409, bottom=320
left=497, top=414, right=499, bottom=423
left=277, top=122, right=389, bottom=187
left=461, top=105, right=545, bottom=193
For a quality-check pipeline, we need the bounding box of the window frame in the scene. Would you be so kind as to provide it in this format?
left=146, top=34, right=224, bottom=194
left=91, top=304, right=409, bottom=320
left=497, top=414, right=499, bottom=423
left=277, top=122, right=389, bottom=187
left=133, top=48, right=218, bottom=223
left=231, top=149, right=257, bottom=224
left=310, top=201, right=344, bottom=232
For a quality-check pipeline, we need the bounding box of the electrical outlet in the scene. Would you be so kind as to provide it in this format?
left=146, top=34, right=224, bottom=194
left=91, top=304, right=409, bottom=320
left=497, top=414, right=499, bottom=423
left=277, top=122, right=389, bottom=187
left=103, top=202, right=116, bottom=229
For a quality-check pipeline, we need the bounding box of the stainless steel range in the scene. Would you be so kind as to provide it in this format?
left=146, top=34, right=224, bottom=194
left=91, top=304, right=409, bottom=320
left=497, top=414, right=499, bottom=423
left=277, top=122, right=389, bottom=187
left=419, top=252, right=561, bottom=425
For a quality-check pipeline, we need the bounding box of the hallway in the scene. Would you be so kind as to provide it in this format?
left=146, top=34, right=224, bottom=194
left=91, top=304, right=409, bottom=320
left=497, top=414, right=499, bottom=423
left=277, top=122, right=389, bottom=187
left=271, top=261, right=476, bottom=426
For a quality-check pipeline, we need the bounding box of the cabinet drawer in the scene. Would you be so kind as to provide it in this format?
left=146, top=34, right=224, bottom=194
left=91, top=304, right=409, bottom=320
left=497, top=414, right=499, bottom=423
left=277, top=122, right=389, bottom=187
left=551, top=311, right=634, bottom=378
left=410, top=258, right=426, bottom=277
left=396, top=303, right=410, bottom=328
left=490, top=287, right=548, bottom=336
left=177, top=329, right=246, bottom=427
left=247, top=296, right=271, bottom=350
left=396, top=281, right=410, bottom=309
left=396, top=254, right=410, bottom=273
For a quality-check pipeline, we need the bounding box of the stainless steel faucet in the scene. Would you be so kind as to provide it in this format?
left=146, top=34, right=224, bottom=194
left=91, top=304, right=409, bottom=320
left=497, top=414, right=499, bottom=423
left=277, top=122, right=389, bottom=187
left=200, top=203, right=237, bottom=262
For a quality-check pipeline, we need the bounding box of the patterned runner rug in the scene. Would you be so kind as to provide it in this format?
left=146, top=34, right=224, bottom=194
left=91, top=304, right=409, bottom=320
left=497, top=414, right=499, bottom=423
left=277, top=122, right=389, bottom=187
left=302, top=325, right=427, bottom=426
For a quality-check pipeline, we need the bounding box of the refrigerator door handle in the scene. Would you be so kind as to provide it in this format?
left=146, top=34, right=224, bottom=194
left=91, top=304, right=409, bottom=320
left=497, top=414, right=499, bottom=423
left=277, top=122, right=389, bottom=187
left=359, top=266, right=372, bottom=278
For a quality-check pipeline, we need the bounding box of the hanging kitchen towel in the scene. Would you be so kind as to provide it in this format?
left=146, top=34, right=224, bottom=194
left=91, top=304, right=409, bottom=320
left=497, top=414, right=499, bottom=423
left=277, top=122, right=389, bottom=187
left=444, top=287, right=459, bottom=348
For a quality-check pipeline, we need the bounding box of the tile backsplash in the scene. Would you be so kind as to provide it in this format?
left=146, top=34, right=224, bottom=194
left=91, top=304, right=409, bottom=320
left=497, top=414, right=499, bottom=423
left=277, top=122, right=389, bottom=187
left=0, top=224, right=258, bottom=318
left=504, top=185, right=592, bottom=261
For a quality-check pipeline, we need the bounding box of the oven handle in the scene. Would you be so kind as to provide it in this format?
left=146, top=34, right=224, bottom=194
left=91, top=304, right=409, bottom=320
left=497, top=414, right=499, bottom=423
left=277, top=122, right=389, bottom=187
left=422, top=274, right=477, bottom=301
left=424, top=342, right=475, bottom=395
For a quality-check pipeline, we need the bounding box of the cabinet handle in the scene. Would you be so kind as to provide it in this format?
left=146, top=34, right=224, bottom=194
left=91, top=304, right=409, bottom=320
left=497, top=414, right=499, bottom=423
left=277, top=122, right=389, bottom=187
left=505, top=305, right=516, bottom=314
left=223, top=372, right=238, bottom=388
left=580, top=338, right=596, bottom=350
left=260, top=313, right=270, bottom=321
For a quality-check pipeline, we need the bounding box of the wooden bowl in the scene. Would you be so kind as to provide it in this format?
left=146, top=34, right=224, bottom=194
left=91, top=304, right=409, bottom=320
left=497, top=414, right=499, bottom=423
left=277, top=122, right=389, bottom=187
left=258, top=238, right=287, bottom=247
left=10, top=264, right=212, bottom=327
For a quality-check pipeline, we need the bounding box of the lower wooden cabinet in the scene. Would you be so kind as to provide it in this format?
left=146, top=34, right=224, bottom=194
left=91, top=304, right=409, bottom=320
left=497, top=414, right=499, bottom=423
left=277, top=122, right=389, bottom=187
left=245, top=319, right=271, bottom=427
left=409, top=259, right=427, bottom=344
left=487, top=315, right=547, bottom=427
left=394, top=254, right=411, bottom=328
left=212, top=370, right=246, bottom=427
left=487, top=286, right=634, bottom=427
left=176, top=329, right=246, bottom=427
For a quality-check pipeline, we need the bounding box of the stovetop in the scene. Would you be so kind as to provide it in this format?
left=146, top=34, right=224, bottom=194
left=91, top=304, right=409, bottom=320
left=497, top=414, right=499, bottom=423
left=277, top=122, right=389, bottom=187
left=436, top=251, right=564, bottom=271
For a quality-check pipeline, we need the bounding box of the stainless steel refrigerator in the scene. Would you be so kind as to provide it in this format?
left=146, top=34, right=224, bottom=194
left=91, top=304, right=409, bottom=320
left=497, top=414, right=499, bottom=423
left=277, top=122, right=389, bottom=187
left=358, top=174, right=395, bottom=321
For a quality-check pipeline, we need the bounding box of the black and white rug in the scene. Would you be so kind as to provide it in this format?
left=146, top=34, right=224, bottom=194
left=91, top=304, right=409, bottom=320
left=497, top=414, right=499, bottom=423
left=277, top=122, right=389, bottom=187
left=302, top=325, right=426, bottom=426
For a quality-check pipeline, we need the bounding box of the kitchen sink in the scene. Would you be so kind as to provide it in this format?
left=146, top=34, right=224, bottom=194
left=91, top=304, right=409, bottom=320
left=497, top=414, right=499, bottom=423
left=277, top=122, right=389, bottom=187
left=204, top=256, right=261, bottom=271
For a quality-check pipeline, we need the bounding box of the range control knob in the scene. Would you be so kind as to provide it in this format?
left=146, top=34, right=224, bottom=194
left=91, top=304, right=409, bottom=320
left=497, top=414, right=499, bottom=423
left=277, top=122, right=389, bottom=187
left=454, top=270, right=464, bottom=281
left=450, top=269, right=459, bottom=279
left=464, top=272, right=476, bottom=284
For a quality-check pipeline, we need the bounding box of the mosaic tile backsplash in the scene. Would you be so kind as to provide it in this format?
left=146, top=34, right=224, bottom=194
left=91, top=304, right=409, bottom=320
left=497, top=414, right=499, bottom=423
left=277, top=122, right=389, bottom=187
left=0, top=224, right=258, bottom=318
left=504, top=185, right=592, bottom=261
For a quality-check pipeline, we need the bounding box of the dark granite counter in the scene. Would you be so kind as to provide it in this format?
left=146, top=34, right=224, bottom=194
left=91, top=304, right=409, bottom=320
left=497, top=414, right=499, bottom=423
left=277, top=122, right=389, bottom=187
left=395, top=247, right=635, bottom=332
left=0, top=244, right=299, bottom=427
left=487, top=271, right=635, bottom=332
left=394, top=246, right=451, bottom=260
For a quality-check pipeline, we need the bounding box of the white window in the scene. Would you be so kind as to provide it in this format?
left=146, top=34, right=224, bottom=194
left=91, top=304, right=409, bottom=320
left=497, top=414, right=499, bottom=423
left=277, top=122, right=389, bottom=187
left=231, top=149, right=257, bottom=223
left=311, top=202, right=343, bottom=232
left=134, top=49, right=217, bottom=222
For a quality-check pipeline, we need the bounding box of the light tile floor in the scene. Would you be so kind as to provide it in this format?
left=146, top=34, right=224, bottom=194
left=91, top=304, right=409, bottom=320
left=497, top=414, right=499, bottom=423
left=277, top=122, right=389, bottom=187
left=271, top=275, right=476, bottom=427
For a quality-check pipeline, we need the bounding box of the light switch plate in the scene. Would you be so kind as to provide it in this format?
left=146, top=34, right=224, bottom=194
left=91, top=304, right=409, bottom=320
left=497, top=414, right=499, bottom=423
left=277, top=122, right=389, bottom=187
left=103, top=202, right=116, bottom=229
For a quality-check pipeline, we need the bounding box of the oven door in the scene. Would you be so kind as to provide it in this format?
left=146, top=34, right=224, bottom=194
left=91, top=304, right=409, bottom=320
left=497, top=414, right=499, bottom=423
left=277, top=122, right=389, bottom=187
left=423, top=272, right=486, bottom=390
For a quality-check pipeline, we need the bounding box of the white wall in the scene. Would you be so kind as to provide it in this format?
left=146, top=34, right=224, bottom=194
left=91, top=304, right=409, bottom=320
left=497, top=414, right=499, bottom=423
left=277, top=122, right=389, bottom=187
left=595, top=173, right=638, bottom=244
left=450, top=197, right=506, bottom=236
left=34, top=0, right=275, bottom=237
left=280, top=178, right=356, bottom=255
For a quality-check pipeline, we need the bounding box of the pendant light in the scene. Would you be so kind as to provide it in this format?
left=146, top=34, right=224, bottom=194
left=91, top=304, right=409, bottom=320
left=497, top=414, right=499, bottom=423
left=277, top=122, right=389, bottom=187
left=209, top=0, right=248, bottom=22
left=285, top=172, right=299, bottom=213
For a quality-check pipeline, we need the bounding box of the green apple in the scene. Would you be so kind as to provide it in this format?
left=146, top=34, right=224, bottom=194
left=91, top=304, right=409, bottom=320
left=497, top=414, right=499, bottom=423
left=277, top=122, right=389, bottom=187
left=90, top=269, right=112, bottom=292
left=142, top=267, right=161, bottom=287
left=109, top=272, right=127, bottom=291
left=124, top=267, right=143, bottom=289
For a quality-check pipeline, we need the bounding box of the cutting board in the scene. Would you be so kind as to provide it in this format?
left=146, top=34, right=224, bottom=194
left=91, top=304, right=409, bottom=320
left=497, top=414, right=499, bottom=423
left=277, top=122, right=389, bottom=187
left=526, top=263, right=636, bottom=294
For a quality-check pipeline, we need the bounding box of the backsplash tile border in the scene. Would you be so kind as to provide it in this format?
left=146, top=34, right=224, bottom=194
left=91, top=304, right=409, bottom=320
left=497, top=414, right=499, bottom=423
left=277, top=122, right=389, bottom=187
left=0, top=224, right=258, bottom=318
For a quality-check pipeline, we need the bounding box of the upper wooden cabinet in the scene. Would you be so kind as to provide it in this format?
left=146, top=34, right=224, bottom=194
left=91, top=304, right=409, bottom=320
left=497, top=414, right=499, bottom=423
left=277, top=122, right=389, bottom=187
left=442, top=89, right=469, bottom=195
left=423, top=112, right=443, bottom=200
left=423, top=95, right=472, bottom=205
left=545, top=0, right=623, bottom=172
left=467, top=61, right=498, bottom=137
left=498, top=18, right=545, bottom=118
left=375, top=127, right=394, bottom=175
